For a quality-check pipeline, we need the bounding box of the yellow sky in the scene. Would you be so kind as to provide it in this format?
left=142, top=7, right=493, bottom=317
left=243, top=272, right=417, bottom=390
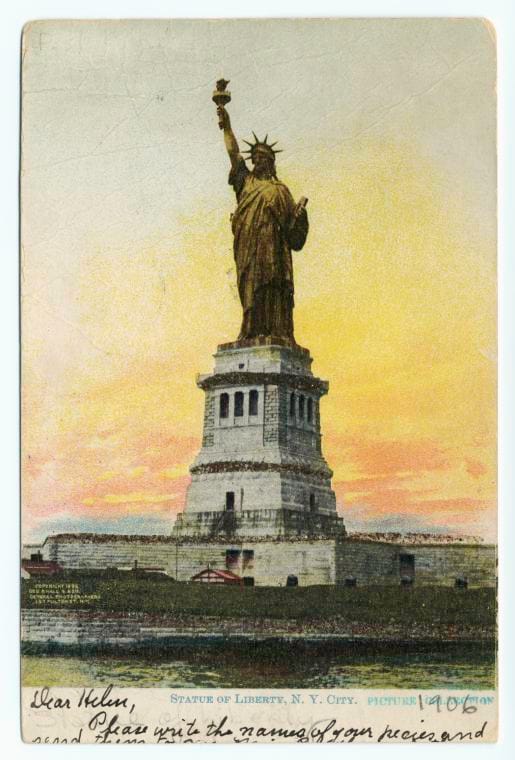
left=21, top=19, right=496, bottom=542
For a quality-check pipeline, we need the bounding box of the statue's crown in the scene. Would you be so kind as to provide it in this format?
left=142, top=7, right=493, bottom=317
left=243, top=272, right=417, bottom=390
left=242, top=133, right=283, bottom=160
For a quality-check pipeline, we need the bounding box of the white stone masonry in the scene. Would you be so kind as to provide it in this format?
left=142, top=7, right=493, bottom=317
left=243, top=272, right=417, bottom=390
left=174, top=341, right=345, bottom=539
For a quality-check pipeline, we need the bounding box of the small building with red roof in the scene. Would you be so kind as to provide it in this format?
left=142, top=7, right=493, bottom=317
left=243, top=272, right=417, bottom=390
left=191, top=568, right=242, bottom=585
left=21, top=559, right=63, bottom=578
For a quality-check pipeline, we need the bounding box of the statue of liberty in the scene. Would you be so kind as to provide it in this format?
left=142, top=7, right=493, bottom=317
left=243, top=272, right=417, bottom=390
left=214, top=81, right=309, bottom=345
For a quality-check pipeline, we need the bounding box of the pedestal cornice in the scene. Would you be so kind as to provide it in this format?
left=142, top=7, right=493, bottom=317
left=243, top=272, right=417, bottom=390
left=190, top=459, right=333, bottom=479
left=197, top=371, right=328, bottom=395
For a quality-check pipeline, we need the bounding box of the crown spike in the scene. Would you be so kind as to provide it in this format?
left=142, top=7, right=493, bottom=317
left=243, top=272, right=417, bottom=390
left=242, top=133, right=282, bottom=157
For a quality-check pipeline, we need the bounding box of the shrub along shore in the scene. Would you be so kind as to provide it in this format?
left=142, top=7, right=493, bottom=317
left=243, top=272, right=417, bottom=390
left=21, top=576, right=495, bottom=644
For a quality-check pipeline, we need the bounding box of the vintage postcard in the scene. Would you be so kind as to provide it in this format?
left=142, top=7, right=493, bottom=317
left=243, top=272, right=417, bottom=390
left=21, top=18, right=497, bottom=744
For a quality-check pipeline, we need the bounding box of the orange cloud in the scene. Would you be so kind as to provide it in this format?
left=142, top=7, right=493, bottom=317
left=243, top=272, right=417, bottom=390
left=465, top=458, right=488, bottom=479
left=83, top=491, right=180, bottom=506
left=334, top=437, right=450, bottom=478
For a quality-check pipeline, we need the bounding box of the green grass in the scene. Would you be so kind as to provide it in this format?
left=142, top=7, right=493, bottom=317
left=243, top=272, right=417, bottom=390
left=21, top=577, right=496, bottom=629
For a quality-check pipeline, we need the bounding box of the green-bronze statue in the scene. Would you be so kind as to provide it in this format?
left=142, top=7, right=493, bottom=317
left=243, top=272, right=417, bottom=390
left=213, top=80, right=309, bottom=345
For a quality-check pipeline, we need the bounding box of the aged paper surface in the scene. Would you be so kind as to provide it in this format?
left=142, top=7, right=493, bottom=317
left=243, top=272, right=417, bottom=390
left=21, top=18, right=497, bottom=743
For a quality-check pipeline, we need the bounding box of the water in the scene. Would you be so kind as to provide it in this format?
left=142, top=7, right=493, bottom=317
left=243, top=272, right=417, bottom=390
left=22, top=649, right=495, bottom=690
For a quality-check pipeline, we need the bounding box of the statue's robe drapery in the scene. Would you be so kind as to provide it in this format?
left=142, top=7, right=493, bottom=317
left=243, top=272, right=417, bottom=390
left=229, top=156, right=308, bottom=342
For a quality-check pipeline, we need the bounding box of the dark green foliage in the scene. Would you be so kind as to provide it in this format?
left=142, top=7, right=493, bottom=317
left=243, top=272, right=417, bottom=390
left=21, top=577, right=496, bottom=630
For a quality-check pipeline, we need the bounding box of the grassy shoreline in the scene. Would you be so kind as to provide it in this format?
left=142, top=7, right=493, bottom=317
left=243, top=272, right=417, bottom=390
left=22, top=579, right=495, bottom=651
left=22, top=578, right=496, bottom=625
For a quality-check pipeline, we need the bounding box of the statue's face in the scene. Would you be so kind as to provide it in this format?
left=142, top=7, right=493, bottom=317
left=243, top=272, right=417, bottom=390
left=252, top=148, right=275, bottom=178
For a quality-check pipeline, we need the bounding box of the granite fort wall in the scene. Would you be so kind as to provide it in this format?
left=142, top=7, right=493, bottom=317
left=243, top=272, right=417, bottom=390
left=336, top=540, right=399, bottom=585
left=402, top=544, right=496, bottom=587
left=42, top=536, right=176, bottom=573
left=35, top=534, right=496, bottom=587
left=337, top=540, right=496, bottom=588
left=21, top=609, right=230, bottom=648
left=174, top=539, right=337, bottom=585
left=39, top=536, right=337, bottom=586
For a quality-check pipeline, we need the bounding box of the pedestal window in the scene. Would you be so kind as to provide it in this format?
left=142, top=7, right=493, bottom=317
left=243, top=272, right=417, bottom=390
left=220, top=392, right=229, bottom=418
left=235, top=391, right=244, bottom=417
left=249, top=389, right=259, bottom=416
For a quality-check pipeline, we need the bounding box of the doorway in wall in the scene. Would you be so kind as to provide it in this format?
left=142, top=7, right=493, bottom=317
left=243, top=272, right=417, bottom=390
left=399, top=553, right=415, bottom=579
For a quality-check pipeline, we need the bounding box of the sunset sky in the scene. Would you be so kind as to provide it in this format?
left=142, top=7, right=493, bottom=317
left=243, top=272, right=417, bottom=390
left=22, top=19, right=496, bottom=542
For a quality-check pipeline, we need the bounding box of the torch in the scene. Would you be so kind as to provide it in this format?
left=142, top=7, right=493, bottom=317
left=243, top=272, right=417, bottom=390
left=212, top=79, right=231, bottom=129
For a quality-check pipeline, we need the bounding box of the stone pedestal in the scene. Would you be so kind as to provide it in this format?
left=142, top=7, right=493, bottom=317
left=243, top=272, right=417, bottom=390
left=173, top=338, right=345, bottom=539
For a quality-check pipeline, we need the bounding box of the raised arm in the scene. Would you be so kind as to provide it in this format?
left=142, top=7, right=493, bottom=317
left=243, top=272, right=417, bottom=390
left=217, top=105, right=241, bottom=170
